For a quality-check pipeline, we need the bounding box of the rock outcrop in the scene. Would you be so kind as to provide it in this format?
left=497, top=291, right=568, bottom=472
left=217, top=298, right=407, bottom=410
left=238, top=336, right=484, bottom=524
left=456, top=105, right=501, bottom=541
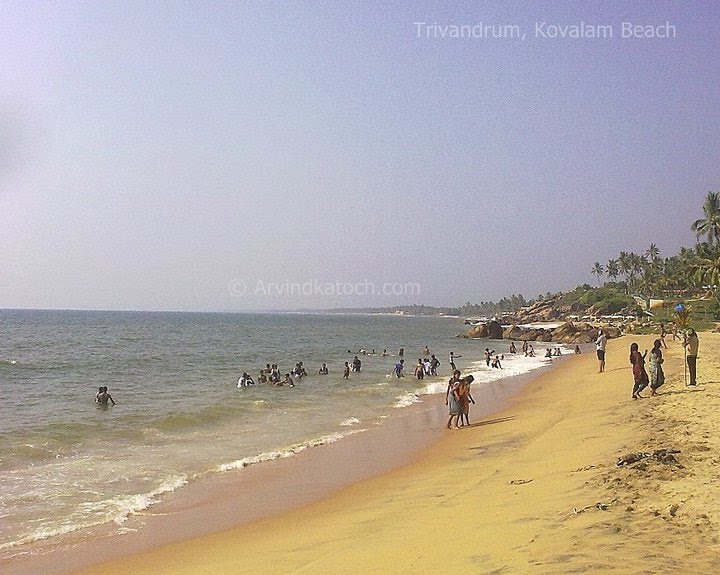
left=487, top=320, right=504, bottom=340
left=460, top=320, right=620, bottom=343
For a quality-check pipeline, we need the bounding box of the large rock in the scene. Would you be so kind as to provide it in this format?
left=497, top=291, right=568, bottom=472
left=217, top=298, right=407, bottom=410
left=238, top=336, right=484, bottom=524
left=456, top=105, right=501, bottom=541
left=537, top=329, right=553, bottom=342
left=503, top=325, right=524, bottom=340
left=487, top=320, right=504, bottom=339
left=519, top=329, right=541, bottom=341
left=460, top=324, right=488, bottom=338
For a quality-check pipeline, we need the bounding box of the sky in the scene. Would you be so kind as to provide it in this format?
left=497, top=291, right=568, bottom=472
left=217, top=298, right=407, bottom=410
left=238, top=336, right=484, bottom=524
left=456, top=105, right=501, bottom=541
left=1, top=1, right=718, bottom=311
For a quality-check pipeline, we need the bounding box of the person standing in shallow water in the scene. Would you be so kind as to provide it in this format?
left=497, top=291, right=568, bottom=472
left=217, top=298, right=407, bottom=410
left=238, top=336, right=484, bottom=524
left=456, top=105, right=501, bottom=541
left=449, top=351, right=461, bottom=371
left=95, top=386, right=116, bottom=407
left=414, top=359, right=425, bottom=380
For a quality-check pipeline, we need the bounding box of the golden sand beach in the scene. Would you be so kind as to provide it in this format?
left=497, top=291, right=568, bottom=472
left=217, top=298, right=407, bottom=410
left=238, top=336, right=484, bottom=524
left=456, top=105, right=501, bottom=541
left=31, top=334, right=720, bottom=574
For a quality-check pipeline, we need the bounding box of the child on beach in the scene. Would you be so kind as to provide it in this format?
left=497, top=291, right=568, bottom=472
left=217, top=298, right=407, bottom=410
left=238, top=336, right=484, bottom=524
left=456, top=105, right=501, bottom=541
left=394, top=359, right=405, bottom=378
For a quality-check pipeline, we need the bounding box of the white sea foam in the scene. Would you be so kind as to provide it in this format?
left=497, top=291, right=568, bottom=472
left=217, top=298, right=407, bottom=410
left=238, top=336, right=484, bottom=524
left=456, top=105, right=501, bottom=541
left=0, top=474, right=187, bottom=551
left=340, top=417, right=361, bottom=426
left=394, top=392, right=421, bottom=408
left=217, top=430, right=365, bottom=473
left=416, top=345, right=568, bottom=397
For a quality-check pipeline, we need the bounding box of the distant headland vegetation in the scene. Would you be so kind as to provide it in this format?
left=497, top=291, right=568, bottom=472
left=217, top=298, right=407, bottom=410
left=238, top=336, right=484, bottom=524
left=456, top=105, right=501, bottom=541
left=327, top=191, right=720, bottom=342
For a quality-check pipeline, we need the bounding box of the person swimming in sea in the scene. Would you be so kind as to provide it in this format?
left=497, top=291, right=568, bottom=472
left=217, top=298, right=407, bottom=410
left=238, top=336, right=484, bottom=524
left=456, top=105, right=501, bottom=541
left=237, top=372, right=255, bottom=387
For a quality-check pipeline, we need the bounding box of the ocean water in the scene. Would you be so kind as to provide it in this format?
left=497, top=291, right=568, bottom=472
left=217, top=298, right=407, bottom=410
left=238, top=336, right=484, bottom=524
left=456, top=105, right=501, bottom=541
left=0, top=310, right=559, bottom=558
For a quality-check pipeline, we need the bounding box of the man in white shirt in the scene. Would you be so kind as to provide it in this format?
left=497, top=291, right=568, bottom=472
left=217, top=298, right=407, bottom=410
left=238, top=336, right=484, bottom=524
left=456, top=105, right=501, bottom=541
left=596, top=330, right=608, bottom=373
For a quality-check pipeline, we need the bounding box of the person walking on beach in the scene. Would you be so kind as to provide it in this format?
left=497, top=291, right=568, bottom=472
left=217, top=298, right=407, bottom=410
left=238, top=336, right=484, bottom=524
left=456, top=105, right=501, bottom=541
left=596, top=329, right=608, bottom=373
left=445, top=370, right=462, bottom=429
left=684, top=328, right=699, bottom=386
left=629, top=342, right=649, bottom=399
left=394, top=359, right=405, bottom=378
left=649, top=339, right=665, bottom=396
left=95, top=386, right=115, bottom=407
left=457, top=374, right=475, bottom=427
left=343, top=361, right=350, bottom=379
left=659, top=323, right=667, bottom=348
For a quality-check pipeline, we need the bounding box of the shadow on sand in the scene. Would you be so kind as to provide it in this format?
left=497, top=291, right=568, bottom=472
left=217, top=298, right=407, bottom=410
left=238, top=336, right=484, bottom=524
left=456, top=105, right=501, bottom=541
left=462, top=416, right=516, bottom=429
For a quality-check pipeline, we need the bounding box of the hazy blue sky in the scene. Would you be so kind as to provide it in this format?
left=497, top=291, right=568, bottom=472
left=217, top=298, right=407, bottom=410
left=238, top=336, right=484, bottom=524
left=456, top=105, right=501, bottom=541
left=1, top=1, right=718, bottom=311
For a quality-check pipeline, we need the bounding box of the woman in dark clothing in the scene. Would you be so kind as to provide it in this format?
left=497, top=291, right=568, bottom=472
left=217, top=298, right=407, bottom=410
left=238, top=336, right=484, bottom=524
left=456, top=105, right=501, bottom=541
left=629, top=342, right=649, bottom=399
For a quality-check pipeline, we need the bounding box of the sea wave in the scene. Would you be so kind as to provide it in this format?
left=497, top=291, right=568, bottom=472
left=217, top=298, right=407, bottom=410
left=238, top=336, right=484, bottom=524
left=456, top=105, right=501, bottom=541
left=0, top=474, right=187, bottom=552
left=217, top=430, right=365, bottom=473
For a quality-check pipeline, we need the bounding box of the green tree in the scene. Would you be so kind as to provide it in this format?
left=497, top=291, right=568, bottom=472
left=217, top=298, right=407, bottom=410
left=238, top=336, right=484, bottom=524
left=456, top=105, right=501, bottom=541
left=646, top=243, right=660, bottom=263
left=591, top=262, right=604, bottom=285
left=606, top=259, right=620, bottom=281
left=691, top=191, right=720, bottom=245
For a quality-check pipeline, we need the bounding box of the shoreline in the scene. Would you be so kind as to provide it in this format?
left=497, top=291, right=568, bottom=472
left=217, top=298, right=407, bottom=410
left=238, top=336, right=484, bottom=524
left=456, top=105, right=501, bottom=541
left=3, top=350, right=555, bottom=575
left=59, top=332, right=720, bottom=574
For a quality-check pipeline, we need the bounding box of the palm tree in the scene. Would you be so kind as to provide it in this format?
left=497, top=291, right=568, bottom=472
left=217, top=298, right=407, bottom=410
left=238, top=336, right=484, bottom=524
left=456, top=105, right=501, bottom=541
left=606, top=259, right=620, bottom=281
left=693, top=244, right=720, bottom=307
left=645, top=243, right=660, bottom=263
left=591, top=262, right=604, bottom=286
left=691, top=191, right=720, bottom=245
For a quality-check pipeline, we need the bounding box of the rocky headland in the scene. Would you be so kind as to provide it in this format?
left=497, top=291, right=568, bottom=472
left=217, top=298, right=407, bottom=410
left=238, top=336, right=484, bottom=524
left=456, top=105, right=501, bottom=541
left=459, top=293, right=635, bottom=343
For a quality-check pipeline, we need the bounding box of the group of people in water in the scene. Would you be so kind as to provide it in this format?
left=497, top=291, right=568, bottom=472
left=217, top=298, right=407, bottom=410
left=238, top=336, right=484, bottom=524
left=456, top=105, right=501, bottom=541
left=237, top=362, right=310, bottom=387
